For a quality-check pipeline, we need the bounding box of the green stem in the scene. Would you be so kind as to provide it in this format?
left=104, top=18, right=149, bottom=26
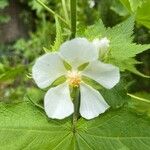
left=72, top=87, right=80, bottom=133
left=127, top=93, right=150, bottom=103
left=70, top=0, right=77, bottom=39
left=36, top=0, right=70, bottom=27
left=62, top=0, right=70, bottom=24
left=27, top=95, right=44, bottom=110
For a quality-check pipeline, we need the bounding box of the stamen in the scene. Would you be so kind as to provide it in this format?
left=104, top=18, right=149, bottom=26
left=67, top=70, right=81, bottom=87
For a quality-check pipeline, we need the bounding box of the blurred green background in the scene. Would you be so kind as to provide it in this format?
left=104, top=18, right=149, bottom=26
left=0, top=0, right=149, bottom=103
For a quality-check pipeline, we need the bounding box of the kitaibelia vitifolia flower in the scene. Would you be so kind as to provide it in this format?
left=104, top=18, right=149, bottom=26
left=32, top=38, right=120, bottom=120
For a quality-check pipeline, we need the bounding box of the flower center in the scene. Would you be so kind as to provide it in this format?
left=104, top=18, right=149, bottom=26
left=67, top=70, right=81, bottom=87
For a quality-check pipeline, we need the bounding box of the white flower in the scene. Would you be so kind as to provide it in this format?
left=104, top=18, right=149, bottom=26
left=32, top=38, right=120, bottom=120
left=88, top=0, right=95, bottom=8
left=93, top=37, right=110, bottom=58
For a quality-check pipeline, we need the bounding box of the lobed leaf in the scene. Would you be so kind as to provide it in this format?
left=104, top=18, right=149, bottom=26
left=110, top=43, right=150, bottom=60
left=79, top=19, right=106, bottom=40
left=106, top=16, right=135, bottom=43
left=0, top=101, right=150, bottom=149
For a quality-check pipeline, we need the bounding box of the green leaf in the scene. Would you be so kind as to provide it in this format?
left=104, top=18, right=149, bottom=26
left=0, top=102, right=73, bottom=149
left=126, top=64, right=150, bottom=78
left=100, top=80, right=130, bottom=108
left=105, top=17, right=150, bottom=77
left=136, top=1, right=150, bottom=29
left=110, top=43, right=150, bottom=60
left=29, top=0, right=48, bottom=16
left=106, top=17, right=150, bottom=77
left=79, top=16, right=134, bottom=43
left=128, top=0, right=145, bottom=11
left=51, top=16, right=63, bottom=51
left=0, top=0, right=8, bottom=9
left=0, top=101, right=150, bottom=149
left=79, top=16, right=150, bottom=77
left=109, top=58, right=150, bottom=78
left=0, top=15, right=10, bottom=23
left=119, top=0, right=131, bottom=11
left=82, top=77, right=129, bottom=109
left=119, top=0, right=150, bottom=29
left=128, top=92, right=150, bottom=117
left=106, top=16, right=135, bottom=43
left=77, top=108, right=150, bottom=150
left=120, top=0, right=146, bottom=12
left=80, top=19, right=107, bottom=40
left=0, top=0, right=10, bottom=24
left=111, top=0, right=129, bottom=17
left=26, top=87, right=45, bottom=103
left=0, top=66, right=26, bottom=83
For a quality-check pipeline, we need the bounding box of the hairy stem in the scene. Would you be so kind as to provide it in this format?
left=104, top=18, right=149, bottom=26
left=70, top=0, right=77, bottom=39
left=36, top=0, right=69, bottom=27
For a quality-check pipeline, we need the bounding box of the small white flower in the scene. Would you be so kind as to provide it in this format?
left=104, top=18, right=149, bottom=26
left=88, top=0, right=95, bottom=8
left=32, top=38, right=120, bottom=120
left=93, top=37, right=110, bottom=58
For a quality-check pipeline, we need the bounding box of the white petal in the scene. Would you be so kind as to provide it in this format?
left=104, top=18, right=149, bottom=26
left=44, top=83, right=74, bottom=119
left=80, top=83, right=110, bottom=120
left=59, top=38, right=98, bottom=68
left=82, top=61, right=120, bottom=89
left=32, top=53, right=67, bottom=89
left=93, top=37, right=110, bottom=57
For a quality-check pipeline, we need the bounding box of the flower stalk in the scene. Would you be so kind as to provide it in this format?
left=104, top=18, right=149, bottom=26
left=72, top=87, right=80, bottom=133
left=70, top=0, right=78, bottom=132
left=70, top=0, right=77, bottom=39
